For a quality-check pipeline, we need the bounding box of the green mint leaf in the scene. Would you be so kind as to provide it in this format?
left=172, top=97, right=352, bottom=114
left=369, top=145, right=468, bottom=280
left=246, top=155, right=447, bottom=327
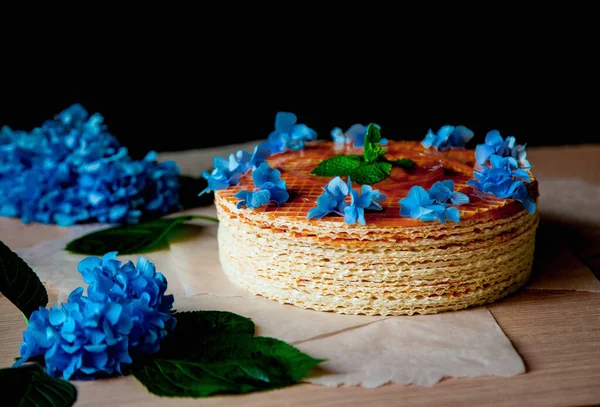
left=387, top=158, right=415, bottom=169
left=132, top=311, right=323, bottom=398
left=65, top=215, right=218, bottom=255
left=310, top=155, right=363, bottom=177
left=0, top=241, right=48, bottom=319
left=349, top=161, right=392, bottom=185
left=0, top=364, right=77, bottom=407
left=363, top=123, right=387, bottom=163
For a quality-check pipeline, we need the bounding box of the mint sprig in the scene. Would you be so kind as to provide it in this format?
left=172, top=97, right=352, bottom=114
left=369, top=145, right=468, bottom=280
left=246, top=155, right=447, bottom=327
left=311, top=123, right=414, bottom=185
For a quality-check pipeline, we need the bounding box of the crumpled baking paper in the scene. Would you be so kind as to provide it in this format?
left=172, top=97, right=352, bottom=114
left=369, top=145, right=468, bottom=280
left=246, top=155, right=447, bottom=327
left=297, top=308, right=524, bottom=387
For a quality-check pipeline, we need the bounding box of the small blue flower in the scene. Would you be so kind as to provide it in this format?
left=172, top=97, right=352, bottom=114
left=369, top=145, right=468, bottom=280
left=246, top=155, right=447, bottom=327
left=467, top=154, right=536, bottom=214
left=266, top=112, right=317, bottom=154
left=200, top=143, right=271, bottom=195
left=330, top=123, right=387, bottom=148
left=399, top=180, right=469, bottom=223
left=235, top=162, right=289, bottom=209
left=422, top=125, right=474, bottom=151
left=252, top=162, right=286, bottom=190
left=342, top=187, right=381, bottom=225
left=428, top=180, right=470, bottom=205
left=307, top=176, right=385, bottom=224
left=14, top=253, right=175, bottom=380
left=512, top=183, right=537, bottom=215
left=399, top=186, right=447, bottom=222
left=234, top=189, right=272, bottom=209
left=475, top=130, right=531, bottom=167
left=361, top=185, right=388, bottom=210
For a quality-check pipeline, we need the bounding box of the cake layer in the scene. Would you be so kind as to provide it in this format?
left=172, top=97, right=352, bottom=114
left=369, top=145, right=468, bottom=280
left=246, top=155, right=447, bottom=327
left=216, top=197, right=539, bottom=315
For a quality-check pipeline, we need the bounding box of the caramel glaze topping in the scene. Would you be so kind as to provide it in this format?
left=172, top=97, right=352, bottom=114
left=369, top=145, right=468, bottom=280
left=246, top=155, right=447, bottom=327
left=216, top=140, right=539, bottom=227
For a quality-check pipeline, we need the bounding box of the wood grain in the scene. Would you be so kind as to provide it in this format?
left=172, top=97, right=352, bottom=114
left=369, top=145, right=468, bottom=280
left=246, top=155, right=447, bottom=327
left=1, top=289, right=599, bottom=406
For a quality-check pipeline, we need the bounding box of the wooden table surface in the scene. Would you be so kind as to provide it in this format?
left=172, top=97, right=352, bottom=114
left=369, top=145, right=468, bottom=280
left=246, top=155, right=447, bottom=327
left=1, top=145, right=600, bottom=407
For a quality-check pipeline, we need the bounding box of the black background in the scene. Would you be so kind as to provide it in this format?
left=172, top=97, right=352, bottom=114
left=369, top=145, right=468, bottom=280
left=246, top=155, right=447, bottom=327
left=1, top=21, right=595, bottom=162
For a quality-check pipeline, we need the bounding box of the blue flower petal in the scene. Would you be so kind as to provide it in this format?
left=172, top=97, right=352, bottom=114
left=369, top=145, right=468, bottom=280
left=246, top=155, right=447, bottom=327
left=331, top=127, right=347, bottom=144
left=445, top=206, right=460, bottom=222
left=485, top=130, right=504, bottom=147
left=274, top=112, right=297, bottom=131
left=343, top=205, right=358, bottom=225
left=450, top=192, right=470, bottom=205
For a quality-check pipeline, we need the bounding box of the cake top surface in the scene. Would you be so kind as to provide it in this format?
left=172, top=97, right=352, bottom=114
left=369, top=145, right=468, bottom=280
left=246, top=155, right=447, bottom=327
left=215, top=140, right=538, bottom=227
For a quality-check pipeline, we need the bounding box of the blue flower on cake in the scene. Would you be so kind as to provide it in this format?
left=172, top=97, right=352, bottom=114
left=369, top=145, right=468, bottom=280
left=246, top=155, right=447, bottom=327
left=330, top=123, right=388, bottom=148
left=0, top=104, right=181, bottom=226
left=306, top=176, right=386, bottom=225
left=422, top=125, right=474, bottom=151
left=467, top=154, right=536, bottom=214
left=14, top=253, right=176, bottom=380
left=235, top=162, right=289, bottom=209
left=200, top=144, right=270, bottom=195
left=475, top=130, right=531, bottom=167
left=266, top=112, right=317, bottom=154
left=399, top=180, right=470, bottom=223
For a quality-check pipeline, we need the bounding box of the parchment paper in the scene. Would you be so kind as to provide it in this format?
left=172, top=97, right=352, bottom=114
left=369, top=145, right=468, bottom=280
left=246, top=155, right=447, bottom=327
left=297, top=308, right=524, bottom=387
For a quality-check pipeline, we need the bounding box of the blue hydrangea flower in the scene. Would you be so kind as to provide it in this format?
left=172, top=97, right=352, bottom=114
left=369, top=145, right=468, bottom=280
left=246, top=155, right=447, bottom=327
left=14, top=253, right=175, bottom=380
left=428, top=180, right=470, bottom=206
left=0, top=104, right=181, bottom=226
left=475, top=130, right=531, bottom=167
left=252, top=162, right=286, bottom=190
left=399, top=186, right=447, bottom=222
left=234, top=189, right=272, bottom=209
left=307, top=177, right=385, bottom=224
left=266, top=112, right=317, bottom=154
left=399, top=180, right=470, bottom=223
left=342, top=186, right=388, bottom=225
left=235, top=162, right=289, bottom=209
left=422, top=125, right=474, bottom=151
left=330, top=123, right=387, bottom=148
left=467, top=154, right=536, bottom=214
left=512, top=183, right=537, bottom=215
left=200, top=143, right=271, bottom=195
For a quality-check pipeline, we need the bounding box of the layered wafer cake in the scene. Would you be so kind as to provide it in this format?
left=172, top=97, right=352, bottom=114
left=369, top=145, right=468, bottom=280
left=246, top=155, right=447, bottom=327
left=211, top=125, right=539, bottom=316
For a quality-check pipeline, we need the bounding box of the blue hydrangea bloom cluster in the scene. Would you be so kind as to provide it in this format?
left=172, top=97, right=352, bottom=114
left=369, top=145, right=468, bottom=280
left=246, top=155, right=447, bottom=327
left=330, top=123, right=388, bottom=148
left=422, top=125, right=474, bottom=151
left=266, top=112, right=317, bottom=154
left=14, top=252, right=175, bottom=380
left=0, top=104, right=181, bottom=226
left=475, top=130, right=531, bottom=167
left=399, top=180, right=470, bottom=223
left=467, top=155, right=536, bottom=214
left=307, top=176, right=386, bottom=225
left=235, top=162, right=289, bottom=209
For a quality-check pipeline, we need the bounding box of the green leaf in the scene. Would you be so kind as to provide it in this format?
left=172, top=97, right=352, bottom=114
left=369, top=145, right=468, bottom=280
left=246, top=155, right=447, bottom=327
left=310, top=155, right=363, bottom=177
left=0, top=241, right=48, bottom=319
left=132, top=311, right=323, bottom=398
left=64, top=215, right=218, bottom=255
left=349, top=161, right=392, bottom=185
left=363, top=123, right=387, bottom=163
left=387, top=158, right=415, bottom=169
left=159, top=311, right=255, bottom=359
left=0, top=364, right=77, bottom=407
